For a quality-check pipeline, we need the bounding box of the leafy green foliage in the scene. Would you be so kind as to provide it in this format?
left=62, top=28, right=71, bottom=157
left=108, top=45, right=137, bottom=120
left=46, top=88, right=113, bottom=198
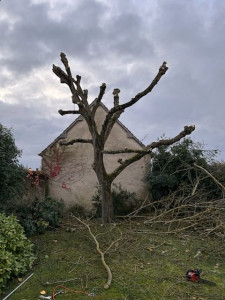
left=7, top=197, right=65, bottom=236
left=0, top=213, right=36, bottom=293
left=145, top=138, right=220, bottom=202
left=67, top=203, right=87, bottom=218
left=92, top=185, right=140, bottom=217
left=0, top=124, right=26, bottom=207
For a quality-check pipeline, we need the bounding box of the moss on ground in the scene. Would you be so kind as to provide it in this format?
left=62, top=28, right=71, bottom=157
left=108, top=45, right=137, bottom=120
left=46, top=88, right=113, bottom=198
left=2, top=218, right=225, bottom=300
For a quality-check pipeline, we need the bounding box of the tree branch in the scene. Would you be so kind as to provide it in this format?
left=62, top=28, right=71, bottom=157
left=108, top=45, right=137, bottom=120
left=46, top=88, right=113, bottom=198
left=53, top=53, right=85, bottom=107
left=100, top=61, right=168, bottom=143
left=60, top=53, right=78, bottom=97
left=113, top=61, right=168, bottom=112
left=148, top=125, right=195, bottom=149
left=59, top=139, right=93, bottom=146
left=104, top=125, right=195, bottom=157
left=103, top=148, right=152, bottom=154
left=73, top=75, right=89, bottom=108
left=60, top=52, right=71, bottom=75
left=109, top=125, right=195, bottom=181
left=109, top=152, right=145, bottom=181
left=91, top=83, right=107, bottom=118
left=194, top=163, right=225, bottom=193
left=74, top=217, right=113, bottom=289
left=101, top=110, right=123, bottom=143
left=52, top=64, right=70, bottom=85
left=58, top=109, right=80, bottom=116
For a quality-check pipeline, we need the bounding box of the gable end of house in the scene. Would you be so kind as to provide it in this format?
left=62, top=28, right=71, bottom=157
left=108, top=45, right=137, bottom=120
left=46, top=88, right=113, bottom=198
left=39, top=102, right=145, bottom=156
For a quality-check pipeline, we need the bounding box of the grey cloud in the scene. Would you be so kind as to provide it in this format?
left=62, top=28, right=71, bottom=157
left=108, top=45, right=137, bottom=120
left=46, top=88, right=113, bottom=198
left=1, top=0, right=225, bottom=169
left=0, top=101, right=76, bottom=168
left=1, top=0, right=107, bottom=75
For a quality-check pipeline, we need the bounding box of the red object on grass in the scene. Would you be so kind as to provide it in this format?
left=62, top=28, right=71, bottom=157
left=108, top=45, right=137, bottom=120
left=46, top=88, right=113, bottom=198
left=186, top=269, right=201, bottom=282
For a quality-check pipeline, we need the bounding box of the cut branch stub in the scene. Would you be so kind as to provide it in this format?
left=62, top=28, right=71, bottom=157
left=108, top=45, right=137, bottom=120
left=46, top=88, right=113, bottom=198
left=60, top=52, right=69, bottom=68
left=97, top=83, right=107, bottom=102
left=113, top=88, right=120, bottom=96
left=113, top=88, right=120, bottom=106
left=184, top=125, right=195, bottom=135
left=52, top=65, right=69, bottom=85
left=58, top=109, right=80, bottom=116
left=159, top=61, right=168, bottom=74
left=83, top=89, right=88, bottom=99
left=76, top=75, right=81, bottom=84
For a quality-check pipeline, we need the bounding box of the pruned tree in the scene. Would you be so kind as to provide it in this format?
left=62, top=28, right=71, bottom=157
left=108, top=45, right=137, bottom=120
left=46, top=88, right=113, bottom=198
left=52, top=53, right=195, bottom=223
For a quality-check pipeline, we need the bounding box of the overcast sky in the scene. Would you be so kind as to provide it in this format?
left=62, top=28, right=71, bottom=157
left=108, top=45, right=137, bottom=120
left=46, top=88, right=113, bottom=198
left=0, top=0, right=225, bottom=169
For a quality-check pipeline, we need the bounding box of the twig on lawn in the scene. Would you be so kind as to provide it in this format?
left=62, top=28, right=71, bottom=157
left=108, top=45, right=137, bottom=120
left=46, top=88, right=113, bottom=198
left=73, top=216, right=113, bottom=289
left=85, top=273, right=89, bottom=289
left=43, top=278, right=79, bottom=285
left=69, top=255, right=82, bottom=273
left=105, top=229, right=122, bottom=254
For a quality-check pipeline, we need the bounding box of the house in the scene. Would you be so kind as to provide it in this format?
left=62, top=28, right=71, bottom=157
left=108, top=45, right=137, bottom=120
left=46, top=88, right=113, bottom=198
left=39, top=102, right=149, bottom=210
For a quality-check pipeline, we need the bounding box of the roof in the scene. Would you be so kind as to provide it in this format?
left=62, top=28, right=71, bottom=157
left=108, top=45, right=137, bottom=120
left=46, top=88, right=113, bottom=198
left=39, top=101, right=145, bottom=156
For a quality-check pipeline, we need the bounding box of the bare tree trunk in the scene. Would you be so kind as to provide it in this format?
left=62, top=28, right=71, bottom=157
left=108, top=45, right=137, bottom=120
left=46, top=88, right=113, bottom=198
left=92, top=140, right=114, bottom=222
left=100, top=180, right=114, bottom=223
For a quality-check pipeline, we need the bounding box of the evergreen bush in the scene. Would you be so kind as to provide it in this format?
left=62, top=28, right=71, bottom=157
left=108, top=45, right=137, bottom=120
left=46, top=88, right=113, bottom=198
left=0, top=124, right=26, bottom=208
left=0, top=213, right=36, bottom=294
left=7, top=197, right=64, bottom=236
left=144, top=138, right=220, bottom=203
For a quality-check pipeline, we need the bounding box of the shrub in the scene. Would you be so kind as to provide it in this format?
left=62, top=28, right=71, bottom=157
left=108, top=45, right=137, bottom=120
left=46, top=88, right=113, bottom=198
left=144, top=138, right=219, bottom=202
left=68, top=204, right=87, bottom=218
left=0, top=214, right=36, bottom=294
left=7, top=197, right=65, bottom=236
left=0, top=124, right=26, bottom=207
left=92, top=185, right=140, bottom=217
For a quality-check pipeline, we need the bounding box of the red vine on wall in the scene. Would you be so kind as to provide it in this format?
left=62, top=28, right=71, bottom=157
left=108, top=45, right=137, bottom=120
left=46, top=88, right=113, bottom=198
left=42, top=145, right=65, bottom=178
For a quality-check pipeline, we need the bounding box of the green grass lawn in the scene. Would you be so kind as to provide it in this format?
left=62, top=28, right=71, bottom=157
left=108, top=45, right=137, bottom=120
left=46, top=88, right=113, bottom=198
left=2, top=218, right=225, bottom=300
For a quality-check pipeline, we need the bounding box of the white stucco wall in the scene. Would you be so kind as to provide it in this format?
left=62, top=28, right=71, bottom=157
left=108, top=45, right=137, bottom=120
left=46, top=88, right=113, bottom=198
left=41, top=105, right=149, bottom=210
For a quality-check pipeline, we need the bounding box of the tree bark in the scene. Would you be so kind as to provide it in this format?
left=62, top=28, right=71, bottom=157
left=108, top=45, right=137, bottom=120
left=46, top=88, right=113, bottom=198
left=92, top=139, right=114, bottom=222
left=100, top=179, right=114, bottom=223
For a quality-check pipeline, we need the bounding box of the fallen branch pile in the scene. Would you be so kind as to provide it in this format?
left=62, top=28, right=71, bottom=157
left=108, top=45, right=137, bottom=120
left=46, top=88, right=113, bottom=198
left=143, top=195, right=225, bottom=235
left=129, top=164, right=225, bottom=236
